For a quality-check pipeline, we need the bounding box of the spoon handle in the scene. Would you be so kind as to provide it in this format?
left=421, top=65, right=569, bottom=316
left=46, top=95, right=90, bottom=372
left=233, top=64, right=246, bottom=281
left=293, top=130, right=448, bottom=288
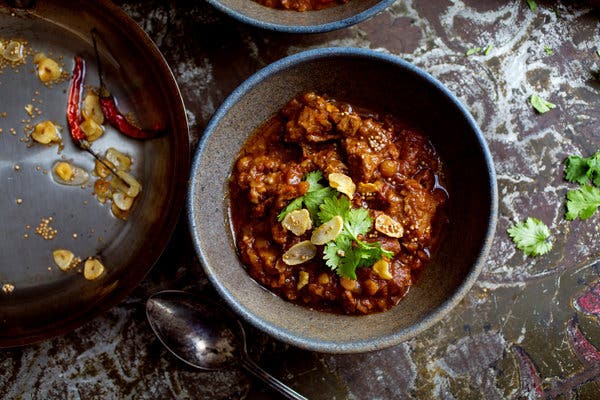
left=240, top=355, right=308, bottom=400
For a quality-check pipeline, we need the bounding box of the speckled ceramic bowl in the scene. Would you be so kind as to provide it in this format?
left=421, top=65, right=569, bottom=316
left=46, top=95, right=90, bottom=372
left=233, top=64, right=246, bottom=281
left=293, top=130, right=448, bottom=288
left=203, top=0, right=394, bottom=33
left=188, top=48, right=497, bottom=353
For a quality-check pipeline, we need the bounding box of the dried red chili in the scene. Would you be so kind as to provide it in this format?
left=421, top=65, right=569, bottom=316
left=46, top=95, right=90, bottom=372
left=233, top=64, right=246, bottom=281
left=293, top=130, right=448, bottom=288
left=98, top=94, right=164, bottom=140
left=67, top=56, right=86, bottom=144
left=91, top=28, right=164, bottom=140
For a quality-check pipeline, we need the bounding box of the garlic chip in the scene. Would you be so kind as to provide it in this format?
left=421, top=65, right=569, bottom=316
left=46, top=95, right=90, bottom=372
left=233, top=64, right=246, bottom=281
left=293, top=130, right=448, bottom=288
left=52, top=249, right=75, bottom=271
left=84, top=258, right=105, bottom=280
left=328, top=172, right=356, bottom=199
left=375, top=214, right=404, bottom=238
left=310, top=215, right=343, bottom=245
left=282, top=241, right=317, bottom=266
left=282, top=209, right=312, bottom=236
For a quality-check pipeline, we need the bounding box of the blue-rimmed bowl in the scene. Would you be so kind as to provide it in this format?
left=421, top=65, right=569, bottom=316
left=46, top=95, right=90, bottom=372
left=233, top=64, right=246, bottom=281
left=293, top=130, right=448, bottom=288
left=188, top=47, right=497, bottom=353
left=204, top=0, right=394, bottom=33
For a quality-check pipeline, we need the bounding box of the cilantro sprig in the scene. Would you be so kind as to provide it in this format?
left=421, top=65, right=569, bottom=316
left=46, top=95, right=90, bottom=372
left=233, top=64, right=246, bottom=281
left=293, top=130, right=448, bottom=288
left=564, top=151, right=600, bottom=220
left=508, top=217, right=552, bottom=256
left=277, top=171, right=335, bottom=222
left=318, top=196, right=393, bottom=280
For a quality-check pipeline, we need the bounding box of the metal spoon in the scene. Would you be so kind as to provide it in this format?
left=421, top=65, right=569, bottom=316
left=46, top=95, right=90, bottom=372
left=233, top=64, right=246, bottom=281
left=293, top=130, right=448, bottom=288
left=146, top=290, right=308, bottom=400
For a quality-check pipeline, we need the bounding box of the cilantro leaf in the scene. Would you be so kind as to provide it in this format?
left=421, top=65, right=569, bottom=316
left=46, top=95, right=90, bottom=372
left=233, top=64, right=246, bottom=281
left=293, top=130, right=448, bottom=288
left=529, top=94, right=556, bottom=114
left=323, top=235, right=352, bottom=271
left=508, top=217, right=552, bottom=256
left=526, top=0, right=538, bottom=11
left=466, top=47, right=482, bottom=56
left=565, top=152, right=600, bottom=186
left=338, top=251, right=361, bottom=280
left=484, top=44, right=493, bottom=56
left=304, top=187, right=336, bottom=221
left=565, top=155, right=592, bottom=185
left=317, top=194, right=393, bottom=279
left=318, top=195, right=350, bottom=225
left=345, top=207, right=372, bottom=238
left=566, top=185, right=600, bottom=220
left=355, top=241, right=393, bottom=268
left=544, top=45, right=554, bottom=55
left=324, top=236, right=361, bottom=279
left=305, top=170, right=325, bottom=192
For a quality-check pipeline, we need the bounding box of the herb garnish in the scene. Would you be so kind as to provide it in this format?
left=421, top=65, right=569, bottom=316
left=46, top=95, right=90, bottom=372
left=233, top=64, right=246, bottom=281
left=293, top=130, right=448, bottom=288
left=318, top=196, right=393, bottom=280
left=277, top=171, right=335, bottom=222
left=544, top=46, right=554, bottom=55
left=278, top=171, right=393, bottom=279
left=508, top=217, right=553, bottom=256
left=529, top=94, right=556, bottom=114
left=526, top=0, right=538, bottom=11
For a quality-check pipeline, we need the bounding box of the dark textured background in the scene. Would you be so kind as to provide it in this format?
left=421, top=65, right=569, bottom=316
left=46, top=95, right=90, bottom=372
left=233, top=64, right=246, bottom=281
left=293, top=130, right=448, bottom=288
left=2, top=0, right=600, bottom=398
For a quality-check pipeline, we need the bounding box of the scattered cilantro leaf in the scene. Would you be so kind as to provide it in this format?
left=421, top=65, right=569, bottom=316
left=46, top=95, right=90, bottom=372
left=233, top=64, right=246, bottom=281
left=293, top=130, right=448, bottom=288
left=508, top=217, right=552, bottom=256
left=484, top=44, right=493, bottom=56
left=544, top=46, right=554, bottom=55
left=529, top=94, right=556, bottom=114
left=526, top=0, right=538, bottom=11
left=566, top=185, right=600, bottom=220
left=596, top=49, right=600, bottom=58
left=565, top=152, right=600, bottom=186
left=466, top=47, right=482, bottom=56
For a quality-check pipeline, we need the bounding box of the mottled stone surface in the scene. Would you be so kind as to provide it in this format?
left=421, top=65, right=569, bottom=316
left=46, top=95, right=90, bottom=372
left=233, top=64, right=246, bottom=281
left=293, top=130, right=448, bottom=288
left=2, top=0, right=600, bottom=399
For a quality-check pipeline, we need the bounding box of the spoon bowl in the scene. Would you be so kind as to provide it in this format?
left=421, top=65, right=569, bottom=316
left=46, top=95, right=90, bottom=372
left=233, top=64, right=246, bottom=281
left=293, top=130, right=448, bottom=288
left=146, top=290, right=241, bottom=370
left=146, top=290, right=307, bottom=400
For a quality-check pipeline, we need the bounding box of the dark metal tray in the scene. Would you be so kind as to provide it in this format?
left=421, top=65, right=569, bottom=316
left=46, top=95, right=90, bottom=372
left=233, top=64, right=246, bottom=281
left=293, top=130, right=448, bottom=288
left=0, top=0, right=189, bottom=347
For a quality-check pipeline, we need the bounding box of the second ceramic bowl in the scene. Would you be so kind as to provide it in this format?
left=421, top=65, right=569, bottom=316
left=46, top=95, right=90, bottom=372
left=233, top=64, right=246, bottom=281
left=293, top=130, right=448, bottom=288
left=204, top=0, right=395, bottom=33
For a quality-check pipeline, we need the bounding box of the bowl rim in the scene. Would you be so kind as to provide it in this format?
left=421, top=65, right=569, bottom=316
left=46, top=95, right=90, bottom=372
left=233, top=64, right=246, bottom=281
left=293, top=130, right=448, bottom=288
left=188, top=47, right=498, bottom=353
left=203, top=0, right=395, bottom=33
